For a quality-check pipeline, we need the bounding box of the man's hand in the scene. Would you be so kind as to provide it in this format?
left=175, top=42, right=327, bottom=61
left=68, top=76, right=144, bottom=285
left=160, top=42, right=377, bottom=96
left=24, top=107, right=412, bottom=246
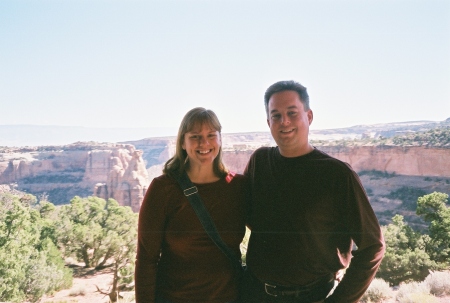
left=335, top=269, right=346, bottom=282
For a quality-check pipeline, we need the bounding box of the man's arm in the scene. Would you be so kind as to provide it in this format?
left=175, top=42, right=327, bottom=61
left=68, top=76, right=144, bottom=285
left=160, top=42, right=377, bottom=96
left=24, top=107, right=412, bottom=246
left=325, top=170, right=386, bottom=303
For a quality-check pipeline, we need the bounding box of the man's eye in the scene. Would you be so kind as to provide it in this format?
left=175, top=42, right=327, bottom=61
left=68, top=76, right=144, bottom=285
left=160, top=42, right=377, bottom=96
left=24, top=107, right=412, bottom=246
left=288, top=111, right=298, bottom=116
left=271, top=114, right=281, bottom=120
left=208, top=134, right=217, bottom=138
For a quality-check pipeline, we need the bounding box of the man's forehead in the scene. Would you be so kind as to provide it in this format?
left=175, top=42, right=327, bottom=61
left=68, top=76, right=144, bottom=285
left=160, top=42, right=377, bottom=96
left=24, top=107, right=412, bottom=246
left=269, top=105, right=299, bottom=113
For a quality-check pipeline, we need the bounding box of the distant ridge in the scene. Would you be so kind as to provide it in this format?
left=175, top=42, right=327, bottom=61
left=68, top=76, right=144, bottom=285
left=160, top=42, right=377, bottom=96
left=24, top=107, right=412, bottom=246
left=0, top=125, right=177, bottom=147
left=1, top=118, right=448, bottom=147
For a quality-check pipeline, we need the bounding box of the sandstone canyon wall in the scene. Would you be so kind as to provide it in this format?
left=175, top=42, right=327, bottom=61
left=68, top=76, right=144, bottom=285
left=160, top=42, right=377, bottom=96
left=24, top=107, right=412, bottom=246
left=221, top=145, right=450, bottom=177
left=319, top=146, right=450, bottom=177
left=0, top=143, right=149, bottom=212
left=1, top=138, right=449, bottom=213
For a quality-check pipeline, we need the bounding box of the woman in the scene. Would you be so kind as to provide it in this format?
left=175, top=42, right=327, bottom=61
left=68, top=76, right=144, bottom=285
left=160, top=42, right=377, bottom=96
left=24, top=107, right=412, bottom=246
left=135, top=107, right=247, bottom=303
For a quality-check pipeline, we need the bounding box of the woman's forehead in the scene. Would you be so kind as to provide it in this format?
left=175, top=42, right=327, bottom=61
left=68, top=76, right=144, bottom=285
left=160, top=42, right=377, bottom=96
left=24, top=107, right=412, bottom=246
left=188, top=121, right=217, bottom=133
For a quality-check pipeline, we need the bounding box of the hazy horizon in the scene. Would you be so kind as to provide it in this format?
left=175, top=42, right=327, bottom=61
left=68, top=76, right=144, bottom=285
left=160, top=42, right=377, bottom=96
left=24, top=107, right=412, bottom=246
left=1, top=117, right=447, bottom=147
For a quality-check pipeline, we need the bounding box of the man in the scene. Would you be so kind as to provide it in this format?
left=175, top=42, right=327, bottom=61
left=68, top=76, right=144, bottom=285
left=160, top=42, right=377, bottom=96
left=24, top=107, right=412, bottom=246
left=242, top=80, right=385, bottom=303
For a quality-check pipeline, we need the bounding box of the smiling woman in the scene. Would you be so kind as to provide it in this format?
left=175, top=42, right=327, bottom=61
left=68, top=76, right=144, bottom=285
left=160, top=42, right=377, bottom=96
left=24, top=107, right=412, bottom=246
left=135, top=107, right=248, bottom=303
left=182, top=124, right=221, bottom=180
left=164, top=107, right=227, bottom=182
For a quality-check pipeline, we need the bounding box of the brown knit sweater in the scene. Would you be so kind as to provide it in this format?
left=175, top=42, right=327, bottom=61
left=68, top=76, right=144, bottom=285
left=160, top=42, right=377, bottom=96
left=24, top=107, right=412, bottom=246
left=135, top=173, right=247, bottom=303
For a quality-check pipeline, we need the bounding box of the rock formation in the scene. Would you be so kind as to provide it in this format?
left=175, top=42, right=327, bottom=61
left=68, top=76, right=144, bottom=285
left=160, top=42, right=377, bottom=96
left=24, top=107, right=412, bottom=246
left=0, top=143, right=150, bottom=211
left=319, top=145, right=450, bottom=177
left=94, top=148, right=150, bottom=212
left=1, top=132, right=449, bottom=213
left=220, top=145, right=450, bottom=177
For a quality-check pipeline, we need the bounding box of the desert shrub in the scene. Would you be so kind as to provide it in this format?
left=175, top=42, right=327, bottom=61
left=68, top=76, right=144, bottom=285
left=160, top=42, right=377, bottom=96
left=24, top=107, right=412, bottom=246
left=391, top=126, right=450, bottom=147
left=416, top=192, right=450, bottom=265
left=57, top=196, right=138, bottom=302
left=424, top=271, right=450, bottom=296
left=396, top=281, right=431, bottom=302
left=69, top=286, right=86, bottom=296
left=386, top=186, right=427, bottom=210
left=117, top=292, right=135, bottom=303
left=358, top=170, right=396, bottom=179
left=377, top=215, right=436, bottom=285
left=0, top=193, right=72, bottom=303
left=397, top=292, right=439, bottom=303
left=359, top=278, right=393, bottom=302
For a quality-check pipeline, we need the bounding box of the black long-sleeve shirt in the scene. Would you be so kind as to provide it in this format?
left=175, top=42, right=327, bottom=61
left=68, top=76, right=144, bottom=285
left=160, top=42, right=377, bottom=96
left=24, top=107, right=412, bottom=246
left=244, top=147, right=385, bottom=303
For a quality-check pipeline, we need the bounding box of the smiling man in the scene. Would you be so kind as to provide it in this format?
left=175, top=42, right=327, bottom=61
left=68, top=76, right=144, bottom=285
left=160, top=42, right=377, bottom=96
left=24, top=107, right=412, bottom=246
left=242, top=80, right=386, bottom=303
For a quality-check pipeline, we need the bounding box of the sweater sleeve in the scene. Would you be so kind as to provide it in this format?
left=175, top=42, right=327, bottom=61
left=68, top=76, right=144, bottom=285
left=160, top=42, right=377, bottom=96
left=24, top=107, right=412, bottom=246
left=243, top=152, right=255, bottom=230
left=325, top=170, right=386, bottom=303
left=135, top=177, right=168, bottom=303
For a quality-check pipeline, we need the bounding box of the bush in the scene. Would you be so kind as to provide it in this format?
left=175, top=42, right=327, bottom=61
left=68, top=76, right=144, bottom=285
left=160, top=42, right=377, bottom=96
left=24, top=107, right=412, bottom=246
left=386, top=186, right=427, bottom=210
left=358, top=170, right=396, bottom=179
left=416, top=192, right=450, bottom=265
left=396, top=281, right=431, bottom=302
left=69, top=286, right=86, bottom=296
left=424, top=271, right=450, bottom=296
left=0, top=193, right=72, bottom=303
left=397, top=292, right=439, bottom=303
left=377, top=215, right=436, bottom=285
left=360, top=278, right=393, bottom=302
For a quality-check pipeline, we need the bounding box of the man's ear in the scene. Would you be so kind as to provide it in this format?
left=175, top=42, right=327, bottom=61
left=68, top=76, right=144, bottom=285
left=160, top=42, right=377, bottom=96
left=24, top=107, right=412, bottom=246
left=267, top=118, right=270, bottom=128
left=308, top=110, right=313, bottom=125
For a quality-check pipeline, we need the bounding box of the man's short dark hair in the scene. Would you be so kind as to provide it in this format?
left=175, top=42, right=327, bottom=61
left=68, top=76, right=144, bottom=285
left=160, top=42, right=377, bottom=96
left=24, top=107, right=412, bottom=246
left=264, top=80, right=310, bottom=116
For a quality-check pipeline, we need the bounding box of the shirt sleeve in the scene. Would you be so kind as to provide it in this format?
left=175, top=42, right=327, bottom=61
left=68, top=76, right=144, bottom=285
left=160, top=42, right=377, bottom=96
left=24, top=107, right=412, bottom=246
left=325, top=170, right=386, bottom=303
left=135, top=177, right=168, bottom=303
left=243, top=151, right=256, bottom=230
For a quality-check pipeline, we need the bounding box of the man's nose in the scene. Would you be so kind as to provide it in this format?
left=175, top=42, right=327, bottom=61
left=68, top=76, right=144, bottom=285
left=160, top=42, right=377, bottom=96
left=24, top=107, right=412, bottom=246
left=281, top=115, right=290, bottom=125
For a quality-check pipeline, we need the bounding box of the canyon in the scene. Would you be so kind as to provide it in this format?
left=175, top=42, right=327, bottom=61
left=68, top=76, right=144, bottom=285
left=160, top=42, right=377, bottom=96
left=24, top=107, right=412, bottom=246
left=1, top=120, right=449, bottom=220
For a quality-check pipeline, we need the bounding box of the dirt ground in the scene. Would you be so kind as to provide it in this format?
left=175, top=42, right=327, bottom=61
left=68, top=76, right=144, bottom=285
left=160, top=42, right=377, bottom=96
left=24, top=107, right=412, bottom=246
left=39, top=268, right=450, bottom=303
left=40, top=267, right=134, bottom=303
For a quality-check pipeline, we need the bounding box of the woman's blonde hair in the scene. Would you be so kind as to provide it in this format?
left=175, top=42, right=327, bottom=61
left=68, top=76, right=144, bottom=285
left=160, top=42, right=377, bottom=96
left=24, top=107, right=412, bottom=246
left=163, top=107, right=228, bottom=178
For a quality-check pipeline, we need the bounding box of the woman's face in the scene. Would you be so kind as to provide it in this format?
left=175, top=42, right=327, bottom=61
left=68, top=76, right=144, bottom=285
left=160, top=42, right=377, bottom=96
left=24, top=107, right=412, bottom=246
left=182, top=123, right=221, bottom=170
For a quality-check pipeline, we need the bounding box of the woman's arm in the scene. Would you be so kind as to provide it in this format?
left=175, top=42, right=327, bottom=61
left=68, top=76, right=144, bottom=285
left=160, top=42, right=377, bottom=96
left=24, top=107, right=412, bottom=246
left=135, top=177, right=168, bottom=303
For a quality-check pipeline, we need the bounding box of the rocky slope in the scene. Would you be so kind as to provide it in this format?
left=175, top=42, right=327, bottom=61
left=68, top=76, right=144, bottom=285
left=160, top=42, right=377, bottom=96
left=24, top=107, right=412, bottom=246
left=1, top=120, right=449, bottom=214
left=0, top=143, right=149, bottom=212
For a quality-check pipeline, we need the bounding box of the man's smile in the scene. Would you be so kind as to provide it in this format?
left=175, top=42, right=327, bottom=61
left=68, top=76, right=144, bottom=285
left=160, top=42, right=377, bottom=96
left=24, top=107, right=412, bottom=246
left=280, top=128, right=295, bottom=133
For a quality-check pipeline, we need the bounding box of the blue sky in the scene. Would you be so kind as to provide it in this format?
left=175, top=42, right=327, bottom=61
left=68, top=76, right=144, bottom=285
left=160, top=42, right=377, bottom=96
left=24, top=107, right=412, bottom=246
left=1, top=0, right=449, bottom=136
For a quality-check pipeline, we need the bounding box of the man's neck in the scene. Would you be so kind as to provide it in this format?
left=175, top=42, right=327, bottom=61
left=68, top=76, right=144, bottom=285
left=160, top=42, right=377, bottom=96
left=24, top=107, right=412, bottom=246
left=278, top=143, right=314, bottom=158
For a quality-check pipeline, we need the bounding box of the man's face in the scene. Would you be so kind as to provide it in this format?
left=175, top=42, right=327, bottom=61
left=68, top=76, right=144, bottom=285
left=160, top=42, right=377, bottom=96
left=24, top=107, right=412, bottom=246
left=267, top=90, right=313, bottom=157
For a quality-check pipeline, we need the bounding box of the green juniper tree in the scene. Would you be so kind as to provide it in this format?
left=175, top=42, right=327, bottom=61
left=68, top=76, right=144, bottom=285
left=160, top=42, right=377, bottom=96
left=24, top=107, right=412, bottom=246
left=0, top=193, right=72, bottom=303
left=416, top=192, right=450, bottom=265
left=57, top=196, right=138, bottom=302
left=377, top=215, right=436, bottom=285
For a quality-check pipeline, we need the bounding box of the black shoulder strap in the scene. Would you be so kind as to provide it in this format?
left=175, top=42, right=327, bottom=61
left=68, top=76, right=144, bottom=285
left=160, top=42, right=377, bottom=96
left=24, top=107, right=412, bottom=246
left=175, top=171, right=242, bottom=271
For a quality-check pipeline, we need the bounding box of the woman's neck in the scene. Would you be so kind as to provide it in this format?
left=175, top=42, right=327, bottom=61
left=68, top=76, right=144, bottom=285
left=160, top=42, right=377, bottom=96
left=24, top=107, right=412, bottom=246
left=186, top=166, right=220, bottom=184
